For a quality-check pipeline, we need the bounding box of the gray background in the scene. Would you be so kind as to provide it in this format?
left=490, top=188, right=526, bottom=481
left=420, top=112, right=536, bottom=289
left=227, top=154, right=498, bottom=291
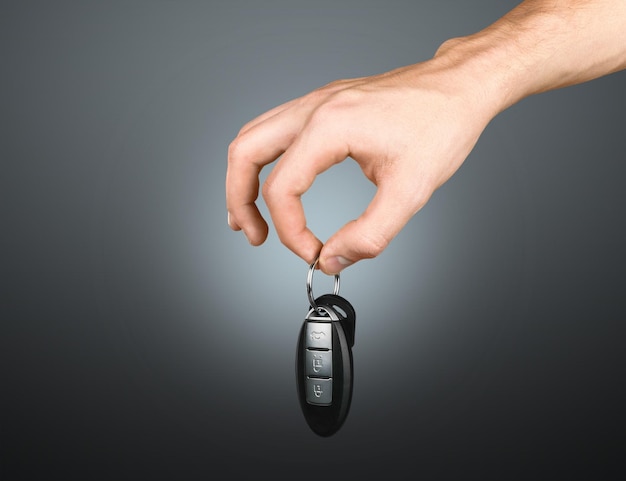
left=2, top=1, right=625, bottom=480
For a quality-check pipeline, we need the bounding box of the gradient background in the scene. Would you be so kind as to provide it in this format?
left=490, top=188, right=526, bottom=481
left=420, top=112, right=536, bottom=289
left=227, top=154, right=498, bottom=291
left=2, top=1, right=625, bottom=480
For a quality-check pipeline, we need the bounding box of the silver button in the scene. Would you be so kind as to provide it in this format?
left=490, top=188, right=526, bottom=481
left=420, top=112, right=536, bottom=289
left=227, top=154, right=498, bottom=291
left=305, top=322, right=332, bottom=350
left=305, top=349, right=332, bottom=378
left=306, top=377, right=332, bottom=405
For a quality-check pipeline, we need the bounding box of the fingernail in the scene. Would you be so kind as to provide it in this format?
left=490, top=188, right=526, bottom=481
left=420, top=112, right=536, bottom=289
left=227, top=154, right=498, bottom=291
left=227, top=212, right=234, bottom=229
left=325, top=256, right=354, bottom=273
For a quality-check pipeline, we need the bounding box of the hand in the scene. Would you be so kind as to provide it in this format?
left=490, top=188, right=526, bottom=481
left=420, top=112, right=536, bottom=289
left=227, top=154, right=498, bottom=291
left=226, top=59, right=494, bottom=274
left=226, top=0, right=626, bottom=275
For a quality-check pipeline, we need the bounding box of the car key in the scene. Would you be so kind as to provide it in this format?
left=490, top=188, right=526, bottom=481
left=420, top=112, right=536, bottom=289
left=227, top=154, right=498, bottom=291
left=296, top=258, right=356, bottom=437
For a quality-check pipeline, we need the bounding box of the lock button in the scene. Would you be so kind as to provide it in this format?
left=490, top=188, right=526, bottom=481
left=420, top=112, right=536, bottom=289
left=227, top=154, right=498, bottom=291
left=305, top=349, right=332, bottom=378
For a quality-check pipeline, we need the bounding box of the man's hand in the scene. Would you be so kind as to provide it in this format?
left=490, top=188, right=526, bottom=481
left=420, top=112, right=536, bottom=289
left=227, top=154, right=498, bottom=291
left=226, top=62, right=494, bottom=274
left=226, top=0, right=626, bottom=275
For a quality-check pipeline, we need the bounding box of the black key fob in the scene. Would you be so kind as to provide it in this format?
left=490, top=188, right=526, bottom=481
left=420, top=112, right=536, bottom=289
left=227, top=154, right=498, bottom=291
left=296, top=294, right=356, bottom=437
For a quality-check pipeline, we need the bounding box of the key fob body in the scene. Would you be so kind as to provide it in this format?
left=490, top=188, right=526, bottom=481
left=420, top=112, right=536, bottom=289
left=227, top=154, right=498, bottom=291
left=296, top=295, right=355, bottom=437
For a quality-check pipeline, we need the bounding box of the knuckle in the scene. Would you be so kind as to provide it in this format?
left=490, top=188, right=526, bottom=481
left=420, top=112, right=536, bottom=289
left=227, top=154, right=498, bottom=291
left=307, top=102, right=338, bottom=129
left=335, top=86, right=365, bottom=103
left=358, top=230, right=390, bottom=259
left=410, top=190, right=431, bottom=215
left=227, top=136, right=244, bottom=164
left=306, top=78, right=345, bottom=102
left=412, top=182, right=435, bottom=213
left=261, top=176, right=279, bottom=204
left=310, top=88, right=363, bottom=123
left=278, top=232, right=297, bottom=251
left=396, top=180, right=435, bottom=217
left=331, top=87, right=366, bottom=109
left=311, top=96, right=336, bottom=118
left=237, top=121, right=253, bottom=137
left=303, top=86, right=329, bottom=104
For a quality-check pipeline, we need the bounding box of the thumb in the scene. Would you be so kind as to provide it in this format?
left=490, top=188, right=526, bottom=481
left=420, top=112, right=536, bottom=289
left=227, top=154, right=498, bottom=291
left=318, top=182, right=431, bottom=274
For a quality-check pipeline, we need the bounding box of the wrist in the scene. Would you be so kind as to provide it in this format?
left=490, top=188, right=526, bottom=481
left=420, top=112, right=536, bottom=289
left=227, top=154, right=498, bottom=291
left=431, top=28, right=548, bottom=118
left=433, top=0, right=626, bottom=117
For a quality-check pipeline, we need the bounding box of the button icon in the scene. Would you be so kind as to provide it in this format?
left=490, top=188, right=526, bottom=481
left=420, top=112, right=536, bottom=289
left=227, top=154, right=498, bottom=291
left=312, top=354, right=323, bottom=373
left=305, top=349, right=332, bottom=377
left=313, top=384, right=323, bottom=397
left=310, top=331, right=326, bottom=341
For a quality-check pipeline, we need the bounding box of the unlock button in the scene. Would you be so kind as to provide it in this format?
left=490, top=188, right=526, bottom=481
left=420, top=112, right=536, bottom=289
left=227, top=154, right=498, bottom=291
left=306, top=377, right=332, bottom=405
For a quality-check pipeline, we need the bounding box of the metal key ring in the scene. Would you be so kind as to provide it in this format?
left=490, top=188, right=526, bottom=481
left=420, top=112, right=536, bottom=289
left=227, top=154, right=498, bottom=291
left=307, top=257, right=340, bottom=312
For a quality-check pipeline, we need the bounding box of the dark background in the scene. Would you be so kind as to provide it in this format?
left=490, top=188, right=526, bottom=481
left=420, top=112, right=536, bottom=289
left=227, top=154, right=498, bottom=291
left=2, top=1, right=624, bottom=480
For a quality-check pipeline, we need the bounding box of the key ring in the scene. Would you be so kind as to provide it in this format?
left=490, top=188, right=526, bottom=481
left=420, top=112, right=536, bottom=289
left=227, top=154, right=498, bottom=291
left=307, top=257, right=340, bottom=312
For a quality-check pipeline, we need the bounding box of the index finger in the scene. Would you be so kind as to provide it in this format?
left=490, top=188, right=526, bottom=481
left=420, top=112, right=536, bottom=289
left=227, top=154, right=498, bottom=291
left=261, top=118, right=349, bottom=263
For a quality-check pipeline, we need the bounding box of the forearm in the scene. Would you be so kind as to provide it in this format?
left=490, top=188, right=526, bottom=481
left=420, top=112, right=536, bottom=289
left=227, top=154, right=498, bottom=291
left=435, top=0, right=626, bottom=116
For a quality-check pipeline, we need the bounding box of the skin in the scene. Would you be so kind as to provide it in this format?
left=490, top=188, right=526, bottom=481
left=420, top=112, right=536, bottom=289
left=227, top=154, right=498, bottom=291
left=226, top=0, right=626, bottom=275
